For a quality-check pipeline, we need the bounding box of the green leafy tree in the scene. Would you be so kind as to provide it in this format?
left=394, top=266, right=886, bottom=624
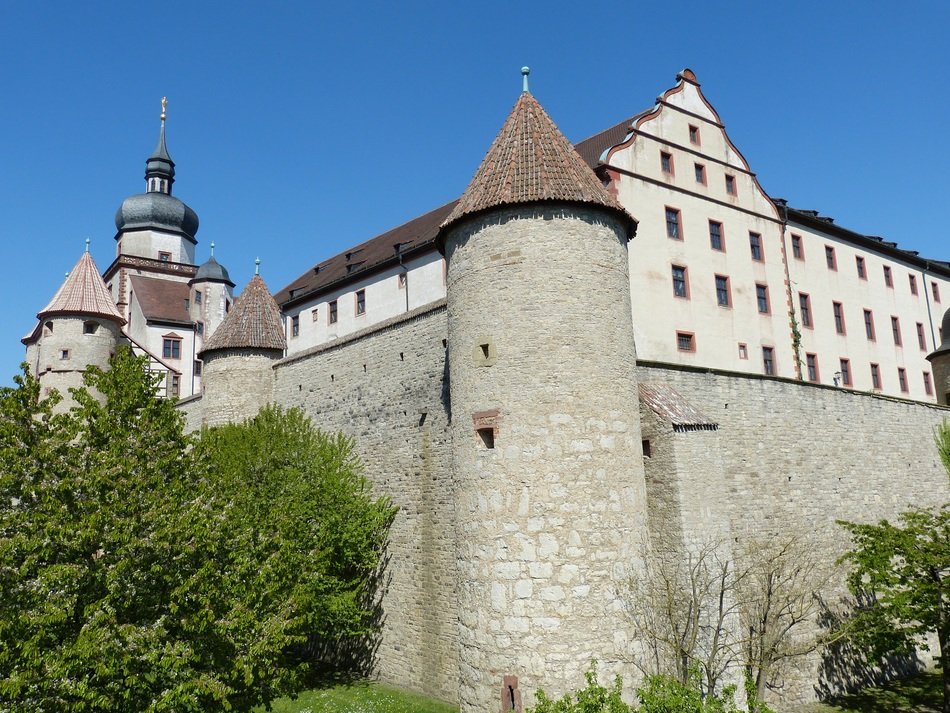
left=0, top=349, right=395, bottom=712
left=837, top=421, right=950, bottom=713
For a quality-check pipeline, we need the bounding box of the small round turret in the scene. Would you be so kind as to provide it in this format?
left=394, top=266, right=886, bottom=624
left=926, top=306, right=950, bottom=405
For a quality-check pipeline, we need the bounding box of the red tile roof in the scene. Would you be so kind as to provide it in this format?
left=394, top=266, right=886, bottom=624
left=129, top=275, right=191, bottom=325
left=200, top=274, right=286, bottom=354
left=441, top=92, right=634, bottom=231
left=39, top=252, right=125, bottom=324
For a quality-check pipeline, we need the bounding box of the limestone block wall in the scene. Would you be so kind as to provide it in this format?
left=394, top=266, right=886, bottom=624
left=444, top=206, right=649, bottom=713
left=271, top=301, right=458, bottom=704
left=637, top=361, right=950, bottom=705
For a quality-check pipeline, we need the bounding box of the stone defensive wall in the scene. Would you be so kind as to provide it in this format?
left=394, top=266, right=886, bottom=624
left=271, top=299, right=459, bottom=702
left=176, top=305, right=950, bottom=708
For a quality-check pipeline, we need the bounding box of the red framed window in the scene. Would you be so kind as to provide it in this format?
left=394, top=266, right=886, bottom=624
left=688, top=124, right=700, bottom=145
left=839, top=358, right=851, bottom=386
left=694, top=163, right=706, bottom=185
left=791, top=234, right=803, bottom=260
left=672, top=265, right=689, bottom=298
left=762, top=347, right=775, bottom=376
left=715, top=275, right=731, bottom=307
left=749, top=232, right=763, bottom=261
left=891, top=316, right=902, bottom=346
left=799, top=293, right=812, bottom=328
left=924, top=371, right=934, bottom=396
left=756, top=283, right=770, bottom=314
left=917, top=322, right=927, bottom=351
left=665, top=207, right=682, bottom=239
left=870, top=363, right=881, bottom=390
left=933, top=281, right=942, bottom=303
left=825, top=246, right=837, bottom=270
left=661, top=151, right=674, bottom=175
left=806, top=353, right=819, bottom=383
left=898, top=368, right=908, bottom=393
left=855, top=256, right=866, bottom=279
left=725, top=174, right=736, bottom=195
left=676, top=331, right=695, bottom=352
left=863, top=309, right=875, bottom=341
left=909, top=274, right=918, bottom=295
left=709, top=221, right=724, bottom=251
left=883, top=265, right=893, bottom=287
left=833, top=301, right=846, bottom=334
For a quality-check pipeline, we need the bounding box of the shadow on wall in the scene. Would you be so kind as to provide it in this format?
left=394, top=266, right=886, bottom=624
left=289, top=549, right=394, bottom=686
left=814, top=596, right=925, bottom=701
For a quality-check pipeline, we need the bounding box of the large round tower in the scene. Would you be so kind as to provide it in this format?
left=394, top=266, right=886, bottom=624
left=23, top=245, right=126, bottom=411
left=197, top=266, right=286, bottom=426
left=438, top=72, right=648, bottom=712
left=926, top=307, right=950, bottom=406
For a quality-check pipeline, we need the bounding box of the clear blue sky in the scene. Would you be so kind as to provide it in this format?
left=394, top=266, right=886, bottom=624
left=2, top=1, right=948, bottom=383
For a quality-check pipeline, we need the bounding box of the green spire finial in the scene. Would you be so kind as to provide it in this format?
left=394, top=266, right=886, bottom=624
left=521, top=66, right=530, bottom=93
left=255, top=257, right=260, bottom=275
left=84, top=238, right=90, bottom=253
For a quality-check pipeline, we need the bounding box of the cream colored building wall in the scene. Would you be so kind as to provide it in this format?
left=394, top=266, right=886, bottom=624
left=785, top=221, right=947, bottom=401
left=608, top=80, right=794, bottom=377
left=283, top=251, right=446, bottom=355
left=116, top=228, right=196, bottom=265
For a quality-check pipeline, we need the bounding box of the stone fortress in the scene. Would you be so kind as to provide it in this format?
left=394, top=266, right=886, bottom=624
left=21, top=70, right=950, bottom=711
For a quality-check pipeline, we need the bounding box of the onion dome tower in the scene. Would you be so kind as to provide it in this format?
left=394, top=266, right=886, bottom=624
left=114, top=98, right=199, bottom=265
left=926, top=307, right=950, bottom=405
left=437, top=69, right=647, bottom=713
left=22, top=242, right=126, bottom=410
left=189, top=242, right=236, bottom=346
left=197, top=263, right=286, bottom=426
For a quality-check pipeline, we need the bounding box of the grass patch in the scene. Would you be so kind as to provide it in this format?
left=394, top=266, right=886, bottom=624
left=260, top=680, right=458, bottom=713
left=793, top=668, right=942, bottom=712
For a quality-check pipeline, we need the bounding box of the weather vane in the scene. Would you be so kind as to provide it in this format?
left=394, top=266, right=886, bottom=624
left=160, top=96, right=167, bottom=122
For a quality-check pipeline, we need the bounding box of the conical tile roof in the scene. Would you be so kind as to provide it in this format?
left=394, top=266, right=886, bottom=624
left=38, top=251, right=125, bottom=324
left=199, top=274, right=286, bottom=355
left=441, top=91, right=634, bottom=232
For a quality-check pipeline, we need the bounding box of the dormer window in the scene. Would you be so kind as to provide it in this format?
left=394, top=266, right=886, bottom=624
left=159, top=251, right=171, bottom=262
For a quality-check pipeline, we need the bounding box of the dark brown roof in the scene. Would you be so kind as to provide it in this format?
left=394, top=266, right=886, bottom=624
left=39, top=251, right=125, bottom=324
left=275, top=200, right=458, bottom=307
left=200, top=274, right=286, bottom=354
left=275, top=108, right=640, bottom=310
left=129, top=275, right=191, bottom=325
left=441, top=92, right=633, bottom=231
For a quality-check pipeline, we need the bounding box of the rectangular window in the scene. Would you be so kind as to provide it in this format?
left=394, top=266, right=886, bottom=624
left=933, top=281, right=941, bottom=302
left=799, top=293, right=812, bottom=328
left=676, top=331, right=695, bottom=352
left=833, top=301, right=846, bottom=334
left=688, top=124, right=700, bottom=145
left=791, top=234, right=803, bottom=260
left=839, top=358, right=851, bottom=386
left=756, top=283, right=770, bottom=314
left=855, top=255, right=866, bottom=279
left=898, top=367, right=908, bottom=393
left=883, top=265, right=893, bottom=287
left=694, top=163, right=706, bottom=184
left=863, top=309, right=875, bottom=341
left=356, top=289, right=366, bottom=315
left=924, top=371, right=934, bottom=396
left=917, top=322, right=927, bottom=351
left=159, top=251, right=171, bottom=262
left=196, top=321, right=204, bottom=336
left=665, top=207, right=681, bottom=239
left=825, top=246, right=837, bottom=270
left=709, top=221, right=723, bottom=251
left=291, top=315, right=300, bottom=337
left=60, top=349, right=69, bottom=360
left=162, top=338, right=181, bottom=360
left=328, top=300, right=338, bottom=324
left=194, top=360, right=202, bottom=377
left=398, top=271, right=408, bottom=289
left=672, top=265, right=689, bottom=299
left=194, top=290, right=202, bottom=305
left=749, top=232, right=763, bottom=261
left=890, top=316, right=901, bottom=346
left=762, top=346, right=775, bottom=376
left=738, top=343, right=748, bottom=359
left=170, top=374, right=180, bottom=397
left=311, top=307, right=319, bottom=321
left=909, top=274, right=918, bottom=295
left=725, top=174, right=736, bottom=195
left=870, top=363, right=881, bottom=390
left=660, top=151, right=674, bottom=175
left=806, top=353, right=819, bottom=383
left=715, top=275, right=731, bottom=307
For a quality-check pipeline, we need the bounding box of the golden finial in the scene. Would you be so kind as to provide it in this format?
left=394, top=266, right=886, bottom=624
left=160, top=96, right=167, bottom=122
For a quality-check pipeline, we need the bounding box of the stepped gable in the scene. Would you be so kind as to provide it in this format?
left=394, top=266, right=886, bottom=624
left=199, top=274, right=286, bottom=355
left=38, top=251, right=125, bottom=324
left=440, top=90, right=635, bottom=234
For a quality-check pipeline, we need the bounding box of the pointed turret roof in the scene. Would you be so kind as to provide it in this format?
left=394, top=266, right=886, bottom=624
left=199, top=274, right=286, bottom=355
left=38, top=250, right=125, bottom=325
left=146, top=98, right=175, bottom=185
left=440, top=89, right=634, bottom=233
